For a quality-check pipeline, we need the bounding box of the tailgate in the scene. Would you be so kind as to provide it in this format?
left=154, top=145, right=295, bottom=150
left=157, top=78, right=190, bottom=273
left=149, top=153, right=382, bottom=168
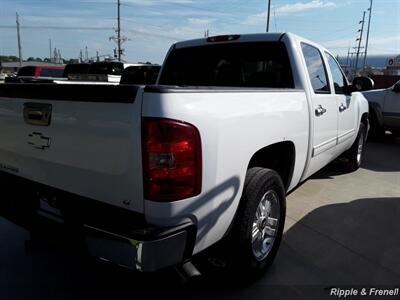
left=0, top=83, right=144, bottom=213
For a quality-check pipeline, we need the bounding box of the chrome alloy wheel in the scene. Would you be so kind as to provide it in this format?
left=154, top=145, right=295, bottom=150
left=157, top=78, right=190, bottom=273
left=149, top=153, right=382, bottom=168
left=251, top=190, right=280, bottom=261
left=357, top=131, right=364, bottom=165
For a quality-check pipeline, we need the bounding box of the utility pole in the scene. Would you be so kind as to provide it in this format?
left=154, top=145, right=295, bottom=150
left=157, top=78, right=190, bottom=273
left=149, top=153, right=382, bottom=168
left=85, top=46, right=88, bottom=62
left=204, top=29, right=209, bottom=38
left=354, top=11, right=366, bottom=76
left=117, top=0, right=121, bottom=60
left=16, top=13, right=22, bottom=67
left=110, top=0, right=127, bottom=61
left=363, top=0, right=373, bottom=71
left=266, top=0, right=272, bottom=32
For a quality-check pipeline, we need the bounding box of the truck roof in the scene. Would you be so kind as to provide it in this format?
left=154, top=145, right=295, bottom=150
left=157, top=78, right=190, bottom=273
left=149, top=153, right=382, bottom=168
left=172, top=32, right=332, bottom=57
left=174, top=32, right=288, bottom=49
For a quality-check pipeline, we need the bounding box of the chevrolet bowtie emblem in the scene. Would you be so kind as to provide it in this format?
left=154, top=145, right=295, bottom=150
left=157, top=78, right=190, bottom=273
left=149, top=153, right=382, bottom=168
left=28, top=132, right=51, bottom=150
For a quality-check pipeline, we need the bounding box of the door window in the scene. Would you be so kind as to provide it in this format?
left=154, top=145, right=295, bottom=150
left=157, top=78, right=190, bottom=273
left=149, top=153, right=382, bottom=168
left=326, top=53, right=348, bottom=94
left=301, top=43, right=330, bottom=94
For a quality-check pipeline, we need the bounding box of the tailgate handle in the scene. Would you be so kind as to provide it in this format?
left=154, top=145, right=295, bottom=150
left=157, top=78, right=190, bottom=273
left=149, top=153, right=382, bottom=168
left=24, top=103, right=52, bottom=126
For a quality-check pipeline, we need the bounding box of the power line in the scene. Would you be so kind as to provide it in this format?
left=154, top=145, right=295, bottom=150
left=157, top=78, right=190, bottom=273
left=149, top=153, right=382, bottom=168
left=0, top=25, right=112, bottom=30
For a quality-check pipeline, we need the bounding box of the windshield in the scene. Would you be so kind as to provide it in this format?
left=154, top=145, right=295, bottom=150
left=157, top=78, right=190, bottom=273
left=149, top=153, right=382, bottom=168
left=159, top=42, right=294, bottom=88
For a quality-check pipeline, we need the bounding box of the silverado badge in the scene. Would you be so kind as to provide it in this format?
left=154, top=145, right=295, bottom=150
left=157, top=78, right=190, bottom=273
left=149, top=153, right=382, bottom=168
left=28, top=132, right=51, bottom=150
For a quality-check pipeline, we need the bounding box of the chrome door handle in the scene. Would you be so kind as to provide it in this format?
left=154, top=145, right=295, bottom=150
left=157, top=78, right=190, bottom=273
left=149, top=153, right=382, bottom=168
left=315, top=105, right=327, bottom=116
left=339, top=103, right=347, bottom=112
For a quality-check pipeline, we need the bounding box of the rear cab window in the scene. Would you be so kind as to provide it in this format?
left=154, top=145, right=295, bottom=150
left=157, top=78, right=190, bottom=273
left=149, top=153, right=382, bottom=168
left=159, top=42, right=294, bottom=88
left=301, top=43, right=331, bottom=94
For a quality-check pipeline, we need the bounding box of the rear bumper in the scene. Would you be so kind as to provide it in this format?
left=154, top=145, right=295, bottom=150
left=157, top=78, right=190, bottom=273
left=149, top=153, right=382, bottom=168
left=0, top=170, right=197, bottom=272
left=85, top=222, right=196, bottom=272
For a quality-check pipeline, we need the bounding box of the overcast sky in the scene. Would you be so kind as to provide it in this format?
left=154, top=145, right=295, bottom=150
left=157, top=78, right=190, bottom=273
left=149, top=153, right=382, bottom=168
left=0, top=0, right=399, bottom=63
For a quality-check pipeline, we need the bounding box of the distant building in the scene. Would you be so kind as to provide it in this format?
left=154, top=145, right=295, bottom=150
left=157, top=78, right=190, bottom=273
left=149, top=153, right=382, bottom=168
left=0, top=61, right=64, bottom=74
left=384, top=55, right=400, bottom=75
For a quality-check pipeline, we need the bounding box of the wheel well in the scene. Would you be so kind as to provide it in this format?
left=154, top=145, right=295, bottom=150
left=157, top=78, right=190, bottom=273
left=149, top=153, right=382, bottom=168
left=247, top=141, right=295, bottom=190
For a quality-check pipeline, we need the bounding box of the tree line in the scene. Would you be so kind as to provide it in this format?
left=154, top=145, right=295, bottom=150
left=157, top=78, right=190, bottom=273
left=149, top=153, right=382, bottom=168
left=0, top=55, right=78, bottom=64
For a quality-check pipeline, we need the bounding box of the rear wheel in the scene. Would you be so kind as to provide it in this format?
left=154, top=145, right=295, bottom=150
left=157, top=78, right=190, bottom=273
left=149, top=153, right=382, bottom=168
left=225, top=167, right=286, bottom=279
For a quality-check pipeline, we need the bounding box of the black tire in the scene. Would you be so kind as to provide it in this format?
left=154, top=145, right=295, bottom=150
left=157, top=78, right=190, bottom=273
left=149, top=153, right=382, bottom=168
left=226, top=167, right=286, bottom=279
left=344, top=123, right=366, bottom=171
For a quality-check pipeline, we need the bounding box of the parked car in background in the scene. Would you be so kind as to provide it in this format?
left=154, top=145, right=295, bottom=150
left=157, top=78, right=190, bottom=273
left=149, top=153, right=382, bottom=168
left=61, top=62, right=161, bottom=85
left=66, top=61, right=128, bottom=83
left=363, top=80, right=400, bottom=137
left=0, top=33, right=372, bottom=278
left=4, top=65, right=65, bottom=83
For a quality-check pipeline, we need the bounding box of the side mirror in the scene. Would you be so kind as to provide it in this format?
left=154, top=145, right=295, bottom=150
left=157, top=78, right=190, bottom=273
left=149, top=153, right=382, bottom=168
left=392, top=83, right=400, bottom=93
left=352, top=76, right=374, bottom=92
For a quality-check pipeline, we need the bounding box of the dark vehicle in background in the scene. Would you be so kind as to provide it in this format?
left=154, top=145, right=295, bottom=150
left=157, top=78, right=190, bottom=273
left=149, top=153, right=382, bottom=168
left=66, top=61, right=125, bottom=83
left=5, top=65, right=65, bottom=83
left=363, top=80, right=400, bottom=137
left=63, top=61, right=160, bottom=84
left=63, top=63, right=90, bottom=80
left=120, top=64, right=161, bottom=84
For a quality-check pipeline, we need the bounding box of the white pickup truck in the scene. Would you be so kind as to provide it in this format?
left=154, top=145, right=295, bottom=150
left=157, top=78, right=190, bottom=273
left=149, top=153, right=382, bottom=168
left=0, top=33, right=372, bottom=277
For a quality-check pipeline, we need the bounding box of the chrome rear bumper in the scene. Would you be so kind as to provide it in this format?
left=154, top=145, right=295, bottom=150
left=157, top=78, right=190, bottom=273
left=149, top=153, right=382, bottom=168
left=84, top=222, right=196, bottom=272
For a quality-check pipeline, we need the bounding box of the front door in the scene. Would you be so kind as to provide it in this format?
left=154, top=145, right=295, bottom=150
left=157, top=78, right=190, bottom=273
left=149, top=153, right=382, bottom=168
left=325, top=53, right=357, bottom=146
left=301, top=43, right=338, bottom=177
left=301, top=43, right=338, bottom=156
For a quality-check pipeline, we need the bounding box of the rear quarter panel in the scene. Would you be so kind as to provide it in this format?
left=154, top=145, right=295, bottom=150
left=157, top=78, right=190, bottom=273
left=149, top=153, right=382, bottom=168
left=142, top=90, right=309, bottom=253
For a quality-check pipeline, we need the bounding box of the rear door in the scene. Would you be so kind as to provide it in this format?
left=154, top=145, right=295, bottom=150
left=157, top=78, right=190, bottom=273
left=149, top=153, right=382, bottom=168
left=301, top=43, right=338, bottom=158
left=325, top=53, right=357, bottom=146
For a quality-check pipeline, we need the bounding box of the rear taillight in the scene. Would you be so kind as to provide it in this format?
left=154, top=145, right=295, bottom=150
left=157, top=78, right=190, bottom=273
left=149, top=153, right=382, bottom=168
left=142, top=117, right=202, bottom=201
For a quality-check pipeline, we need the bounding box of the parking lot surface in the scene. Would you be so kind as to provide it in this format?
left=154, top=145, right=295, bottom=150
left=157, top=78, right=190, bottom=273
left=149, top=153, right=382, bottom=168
left=1, top=137, right=399, bottom=300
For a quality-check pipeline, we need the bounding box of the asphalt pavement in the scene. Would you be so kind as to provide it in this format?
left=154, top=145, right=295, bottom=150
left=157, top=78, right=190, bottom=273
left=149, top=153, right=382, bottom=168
left=1, top=136, right=399, bottom=300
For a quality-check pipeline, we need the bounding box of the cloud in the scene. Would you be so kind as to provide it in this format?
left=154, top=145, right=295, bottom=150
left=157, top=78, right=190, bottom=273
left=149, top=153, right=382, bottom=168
left=188, top=18, right=215, bottom=26
left=243, top=0, right=336, bottom=25
left=276, top=0, right=336, bottom=15
left=123, top=0, right=194, bottom=6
